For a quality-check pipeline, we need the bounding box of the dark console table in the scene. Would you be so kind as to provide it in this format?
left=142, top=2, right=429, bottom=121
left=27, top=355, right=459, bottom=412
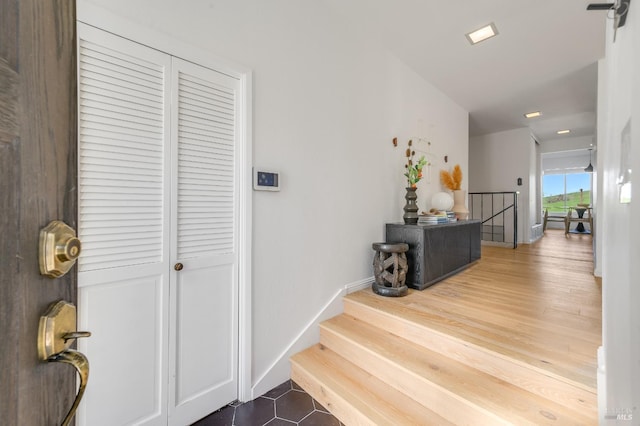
left=386, top=220, right=481, bottom=290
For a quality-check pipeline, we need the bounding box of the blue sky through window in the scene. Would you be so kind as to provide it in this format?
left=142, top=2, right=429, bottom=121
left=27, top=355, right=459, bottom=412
left=543, top=173, right=591, bottom=197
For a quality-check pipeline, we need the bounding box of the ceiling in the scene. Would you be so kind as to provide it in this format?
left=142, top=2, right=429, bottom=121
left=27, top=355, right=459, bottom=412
left=321, top=0, right=610, bottom=143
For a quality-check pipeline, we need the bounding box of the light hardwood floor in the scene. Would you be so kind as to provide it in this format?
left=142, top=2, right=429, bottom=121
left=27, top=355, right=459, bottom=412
left=292, top=229, right=601, bottom=424
left=416, top=228, right=601, bottom=389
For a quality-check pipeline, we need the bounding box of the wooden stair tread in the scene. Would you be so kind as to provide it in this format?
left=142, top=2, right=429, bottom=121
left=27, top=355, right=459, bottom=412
left=291, top=344, right=455, bottom=426
left=344, top=289, right=597, bottom=390
left=321, top=314, right=596, bottom=425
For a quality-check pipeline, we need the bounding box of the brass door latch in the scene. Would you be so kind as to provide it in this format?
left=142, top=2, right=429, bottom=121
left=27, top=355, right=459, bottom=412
left=38, top=300, right=91, bottom=426
left=39, top=220, right=81, bottom=278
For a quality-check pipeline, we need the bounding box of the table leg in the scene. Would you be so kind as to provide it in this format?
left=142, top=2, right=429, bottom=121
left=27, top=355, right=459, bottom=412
left=575, top=208, right=586, bottom=232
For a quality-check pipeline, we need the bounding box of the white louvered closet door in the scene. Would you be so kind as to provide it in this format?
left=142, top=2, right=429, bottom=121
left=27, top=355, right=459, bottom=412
left=77, top=24, right=240, bottom=426
left=168, top=59, right=240, bottom=425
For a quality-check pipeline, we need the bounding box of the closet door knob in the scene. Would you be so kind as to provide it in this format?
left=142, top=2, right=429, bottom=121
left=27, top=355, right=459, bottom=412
left=174, top=263, right=183, bottom=271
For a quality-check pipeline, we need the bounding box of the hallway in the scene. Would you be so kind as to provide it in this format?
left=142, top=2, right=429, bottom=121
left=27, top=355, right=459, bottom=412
left=199, top=229, right=601, bottom=425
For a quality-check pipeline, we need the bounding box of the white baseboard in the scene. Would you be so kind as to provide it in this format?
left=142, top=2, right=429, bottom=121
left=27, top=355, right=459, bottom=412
left=346, top=276, right=374, bottom=294
left=480, top=240, right=513, bottom=248
left=597, top=346, right=606, bottom=422
left=250, top=277, right=373, bottom=399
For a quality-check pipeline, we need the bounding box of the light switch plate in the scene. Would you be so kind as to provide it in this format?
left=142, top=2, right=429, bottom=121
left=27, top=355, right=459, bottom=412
left=253, top=169, right=280, bottom=191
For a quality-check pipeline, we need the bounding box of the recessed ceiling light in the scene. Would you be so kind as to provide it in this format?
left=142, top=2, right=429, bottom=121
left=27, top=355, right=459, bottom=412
left=466, top=23, right=499, bottom=45
left=557, top=129, right=571, bottom=135
left=524, top=111, right=541, bottom=119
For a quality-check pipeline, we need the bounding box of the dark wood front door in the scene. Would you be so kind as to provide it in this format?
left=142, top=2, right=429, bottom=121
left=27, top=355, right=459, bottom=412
left=1, top=1, right=78, bottom=425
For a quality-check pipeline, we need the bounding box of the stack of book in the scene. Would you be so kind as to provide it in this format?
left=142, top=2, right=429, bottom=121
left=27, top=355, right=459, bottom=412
left=418, top=210, right=456, bottom=224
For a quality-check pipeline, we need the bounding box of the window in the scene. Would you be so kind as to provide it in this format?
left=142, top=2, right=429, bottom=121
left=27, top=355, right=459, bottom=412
left=542, top=172, right=591, bottom=213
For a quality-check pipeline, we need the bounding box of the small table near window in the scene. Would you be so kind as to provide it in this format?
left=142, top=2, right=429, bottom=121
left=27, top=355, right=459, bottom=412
left=574, top=208, right=587, bottom=232
left=568, top=205, right=592, bottom=234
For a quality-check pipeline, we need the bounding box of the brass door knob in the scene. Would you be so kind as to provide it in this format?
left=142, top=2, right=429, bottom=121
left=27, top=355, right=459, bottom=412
left=174, top=263, right=183, bottom=271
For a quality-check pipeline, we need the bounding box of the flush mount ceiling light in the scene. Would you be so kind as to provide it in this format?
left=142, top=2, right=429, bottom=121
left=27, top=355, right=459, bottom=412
left=524, top=111, right=541, bottom=119
left=465, top=23, right=499, bottom=45
left=557, top=129, right=571, bottom=135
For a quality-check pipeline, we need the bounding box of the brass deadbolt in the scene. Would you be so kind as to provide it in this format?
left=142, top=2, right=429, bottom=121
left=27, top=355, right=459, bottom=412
left=39, top=220, right=82, bottom=278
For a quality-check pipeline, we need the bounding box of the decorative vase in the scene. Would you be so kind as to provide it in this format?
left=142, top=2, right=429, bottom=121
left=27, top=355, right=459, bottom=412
left=403, top=186, right=419, bottom=224
left=452, top=189, right=469, bottom=220
left=431, top=191, right=454, bottom=211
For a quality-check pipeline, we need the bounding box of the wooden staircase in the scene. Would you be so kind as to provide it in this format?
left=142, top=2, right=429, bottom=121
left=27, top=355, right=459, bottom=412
left=291, top=288, right=598, bottom=425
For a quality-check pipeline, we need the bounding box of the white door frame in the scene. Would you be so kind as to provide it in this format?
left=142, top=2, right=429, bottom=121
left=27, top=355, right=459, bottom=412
left=77, top=2, right=253, bottom=403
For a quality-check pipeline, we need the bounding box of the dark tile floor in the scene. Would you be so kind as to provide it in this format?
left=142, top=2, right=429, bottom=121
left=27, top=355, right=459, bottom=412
left=192, top=380, right=343, bottom=426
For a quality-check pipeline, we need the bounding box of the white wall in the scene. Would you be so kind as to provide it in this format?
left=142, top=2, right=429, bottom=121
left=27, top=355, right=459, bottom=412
left=78, top=0, right=468, bottom=398
left=535, top=142, right=542, bottom=225
left=529, top=137, right=538, bottom=226
left=539, top=134, right=595, bottom=153
left=598, top=3, right=640, bottom=422
left=469, top=128, right=534, bottom=243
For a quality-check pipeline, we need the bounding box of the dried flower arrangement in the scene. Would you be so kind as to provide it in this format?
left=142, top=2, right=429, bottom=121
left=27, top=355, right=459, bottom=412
left=402, top=139, right=428, bottom=188
left=440, top=164, right=463, bottom=191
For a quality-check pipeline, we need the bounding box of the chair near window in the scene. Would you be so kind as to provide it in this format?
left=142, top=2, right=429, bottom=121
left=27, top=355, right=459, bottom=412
left=543, top=208, right=566, bottom=232
left=565, top=206, right=593, bottom=235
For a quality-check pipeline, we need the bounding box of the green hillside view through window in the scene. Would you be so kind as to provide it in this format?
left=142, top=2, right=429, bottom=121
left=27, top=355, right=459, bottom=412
left=543, top=190, right=591, bottom=212
left=543, top=173, right=592, bottom=213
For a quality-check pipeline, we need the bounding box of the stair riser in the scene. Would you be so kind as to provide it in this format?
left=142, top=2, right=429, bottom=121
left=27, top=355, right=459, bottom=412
left=291, top=363, right=373, bottom=426
left=292, top=346, right=457, bottom=425
left=344, top=298, right=597, bottom=417
left=320, top=326, right=511, bottom=425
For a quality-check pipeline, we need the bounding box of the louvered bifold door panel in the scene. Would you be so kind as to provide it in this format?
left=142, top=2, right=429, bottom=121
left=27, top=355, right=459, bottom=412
left=78, top=30, right=171, bottom=272
left=168, top=58, right=241, bottom=425
left=175, top=63, right=238, bottom=259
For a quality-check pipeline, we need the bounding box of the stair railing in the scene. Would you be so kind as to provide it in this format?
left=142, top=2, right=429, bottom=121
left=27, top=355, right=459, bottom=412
left=468, top=191, right=518, bottom=249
